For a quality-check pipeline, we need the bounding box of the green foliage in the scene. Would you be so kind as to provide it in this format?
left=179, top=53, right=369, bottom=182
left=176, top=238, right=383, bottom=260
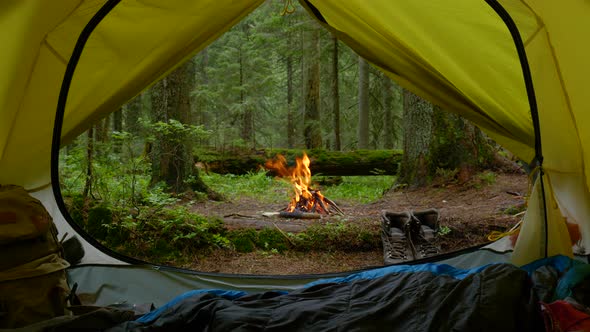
left=228, top=229, right=258, bottom=253
left=143, top=184, right=179, bottom=207
left=60, top=132, right=231, bottom=264
left=86, top=205, right=113, bottom=240
left=108, top=205, right=229, bottom=264
left=146, top=119, right=211, bottom=144
left=60, top=133, right=152, bottom=209
left=477, top=171, right=497, bottom=186
left=257, top=228, right=289, bottom=252
left=438, top=225, right=452, bottom=236
left=320, top=176, right=395, bottom=204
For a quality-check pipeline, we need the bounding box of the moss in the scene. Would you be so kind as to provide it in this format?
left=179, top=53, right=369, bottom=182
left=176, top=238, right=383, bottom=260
left=226, top=228, right=290, bottom=253
left=228, top=228, right=258, bottom=253
left=256, top=228, right=289, bottom=252
left=300, top=222, right=381, bottom=252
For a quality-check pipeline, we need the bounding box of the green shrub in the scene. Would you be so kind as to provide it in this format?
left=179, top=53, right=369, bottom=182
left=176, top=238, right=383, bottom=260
left=478, top=171, right=497, bottom=185
left=228, top=229, right=258, bottom=253
left=86, top=205, right=113, bottom=240
left=256, top=228, right=289, bottom=252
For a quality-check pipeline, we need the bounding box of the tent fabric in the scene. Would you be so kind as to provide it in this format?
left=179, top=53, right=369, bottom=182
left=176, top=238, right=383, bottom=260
left=0, top=0, right=588, bottom=267
left=500, top=0, right=590, bottom=262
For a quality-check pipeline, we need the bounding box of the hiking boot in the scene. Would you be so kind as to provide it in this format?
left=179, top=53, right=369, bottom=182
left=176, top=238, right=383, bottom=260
left=410, top=209, right=441, bottom=259
left=381, top=211, right=416, bottom=264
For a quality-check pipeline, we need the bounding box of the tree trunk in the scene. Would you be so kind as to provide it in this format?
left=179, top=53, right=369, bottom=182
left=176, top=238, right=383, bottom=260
left=430, top=106, right=496, bottom=183
left=150, top=60, right=197, bottom=194
left=399, top=90, right=496, bottom=187
left=303, top=22, right=322, bottom=149
left=239, top=44, right=254, bottom=146
left=383, top=76, right=394, bottom=149
left=125, top=94, right=142, bottom=136
left=94, top=116, right=110, bottom=143
left=399, top=89, right=433, bottom=187
left=358, top=57, right=370, bottom=149
left=287, top=53, right=295, bottom=149
left=83, top=127, right=94, bottom=200
left=239, top=24, right=254, bottom=148
left=199, top=48, right=210, bottom=132
left=331, top=36, right=341, bottom=151
left=112, top=107, right=123, bottom=153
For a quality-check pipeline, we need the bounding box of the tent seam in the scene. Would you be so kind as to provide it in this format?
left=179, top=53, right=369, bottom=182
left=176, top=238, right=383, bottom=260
left=517, top=1, right=577, bottom=139
left=518, top=0, right=544, bottom=47
left=27, top=183, right=52, bottom=193
left=522, top=24, right=543, bottom=48
left=44, top=40, right=69, bottom=66
left=522, top=0, right=585, bottom=185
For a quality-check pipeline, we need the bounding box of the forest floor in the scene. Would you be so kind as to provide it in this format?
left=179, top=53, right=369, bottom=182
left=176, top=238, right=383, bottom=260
left=187, top=172, right=528, bottom=275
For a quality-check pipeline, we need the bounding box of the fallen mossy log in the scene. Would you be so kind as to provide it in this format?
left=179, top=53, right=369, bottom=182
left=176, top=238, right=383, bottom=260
left=194, top=148, right=402, bottom=176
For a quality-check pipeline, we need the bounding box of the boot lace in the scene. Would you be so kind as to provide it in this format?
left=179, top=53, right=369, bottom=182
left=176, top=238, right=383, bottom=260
left=410, top=214, right=439, bottom=257
left=383, top=222, right=416, bottom=260
left=416, top=230, right=439, bottom=256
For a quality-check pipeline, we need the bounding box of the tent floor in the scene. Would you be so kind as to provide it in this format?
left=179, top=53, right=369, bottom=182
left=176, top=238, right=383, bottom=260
left=67, top=248, right=515, bottom=307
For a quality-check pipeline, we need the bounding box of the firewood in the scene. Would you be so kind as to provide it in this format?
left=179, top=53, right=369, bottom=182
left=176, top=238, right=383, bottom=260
left=279, top=211, right=322, bottom=219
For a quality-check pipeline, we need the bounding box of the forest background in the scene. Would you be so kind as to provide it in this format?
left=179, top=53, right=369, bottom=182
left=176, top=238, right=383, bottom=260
left=59, top=1, right=525, bottom=273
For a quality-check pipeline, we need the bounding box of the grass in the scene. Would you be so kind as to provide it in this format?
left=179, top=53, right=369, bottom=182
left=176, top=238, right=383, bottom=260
left=202, top=172, right=395, bottom=205
left=202, top=171, right=291, bottom=203
left=318, top=176, right=395, bottom=204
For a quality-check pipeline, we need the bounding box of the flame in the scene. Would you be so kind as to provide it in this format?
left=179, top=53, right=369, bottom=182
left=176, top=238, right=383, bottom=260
left=265, top=152, right=329, bottom=213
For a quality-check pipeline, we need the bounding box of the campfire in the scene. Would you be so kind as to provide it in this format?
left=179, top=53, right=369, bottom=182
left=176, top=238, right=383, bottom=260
left=265, top=152, right=344, bottom=218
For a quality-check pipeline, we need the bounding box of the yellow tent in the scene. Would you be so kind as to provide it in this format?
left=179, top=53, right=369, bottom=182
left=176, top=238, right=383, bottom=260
left=0, top=0, right=588, bottom=266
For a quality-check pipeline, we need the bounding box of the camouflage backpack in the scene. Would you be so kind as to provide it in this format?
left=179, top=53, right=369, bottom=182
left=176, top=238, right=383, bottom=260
left=0, top=185, right=71, bottom=328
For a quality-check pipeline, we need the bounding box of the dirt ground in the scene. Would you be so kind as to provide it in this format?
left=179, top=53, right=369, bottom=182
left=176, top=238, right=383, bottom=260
left=187, top=172, right=528, bottom=275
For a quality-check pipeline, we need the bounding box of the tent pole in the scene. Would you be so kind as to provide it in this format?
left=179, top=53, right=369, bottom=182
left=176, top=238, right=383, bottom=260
left=50, top=0, right=147, bottom=265
left=485, top=0, right=548, bottom=258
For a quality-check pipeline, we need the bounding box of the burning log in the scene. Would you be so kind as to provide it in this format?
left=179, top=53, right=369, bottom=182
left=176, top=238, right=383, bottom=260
left=287, top=189, right=344, bottom=216
left=265, top=152, right=344, bottom=217
left=278, top=211, right=322, bottom=219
